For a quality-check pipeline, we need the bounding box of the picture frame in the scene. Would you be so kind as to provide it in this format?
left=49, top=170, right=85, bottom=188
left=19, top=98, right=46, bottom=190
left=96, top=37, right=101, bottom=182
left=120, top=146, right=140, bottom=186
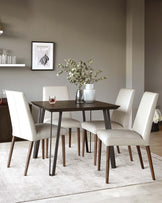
left=31, top=41, right=54, bottom=71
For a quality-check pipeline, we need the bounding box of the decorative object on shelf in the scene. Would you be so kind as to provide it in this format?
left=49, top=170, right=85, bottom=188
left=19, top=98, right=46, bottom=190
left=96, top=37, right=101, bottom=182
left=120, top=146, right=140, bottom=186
left=151, top=108, right=162, bottom=132
left=0, top=49, right=17, bottom=65
left=31, top=41, right=54, bottom=71
left=84, top=84, right=96, bottom=103
left=0, top=24, right=3, bottom=35
left=57, top=58, right=107, bottom=103
left=1, top=50, right=7, bottom=64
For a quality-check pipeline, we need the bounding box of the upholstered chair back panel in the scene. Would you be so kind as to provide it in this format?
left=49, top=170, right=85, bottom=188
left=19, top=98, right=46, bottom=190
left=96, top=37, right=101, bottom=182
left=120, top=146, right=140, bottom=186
left=6, top=91, right=36, bottom=141
left=111, top=89, right=135, bottom=128
left=133, top=92, right=158, bottom=144
left=43, top=86, right=72, bottom=123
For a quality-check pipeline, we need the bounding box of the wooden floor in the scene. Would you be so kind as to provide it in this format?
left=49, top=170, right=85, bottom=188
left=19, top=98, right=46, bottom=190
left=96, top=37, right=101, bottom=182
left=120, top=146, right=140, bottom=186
left=150, top=126, right=162, bottom=156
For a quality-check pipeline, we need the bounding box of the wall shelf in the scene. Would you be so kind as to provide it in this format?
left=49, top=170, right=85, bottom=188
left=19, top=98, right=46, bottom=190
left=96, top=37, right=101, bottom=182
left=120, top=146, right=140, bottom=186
left=0, top=64, right=25, bottom=67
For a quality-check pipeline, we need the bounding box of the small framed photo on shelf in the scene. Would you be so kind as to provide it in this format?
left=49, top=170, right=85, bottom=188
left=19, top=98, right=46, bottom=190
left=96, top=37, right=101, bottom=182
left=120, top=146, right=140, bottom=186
left=31, top=41, right=54, bottom=71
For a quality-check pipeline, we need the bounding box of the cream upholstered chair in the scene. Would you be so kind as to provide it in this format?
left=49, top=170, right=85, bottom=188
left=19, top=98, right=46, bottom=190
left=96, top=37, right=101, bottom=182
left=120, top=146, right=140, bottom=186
left=6, top=90, right=66, bottom=176
left=81, top=88, right=135, bottom=164
left=43, top=86, right=81, bottom=156
left=97, top=92, right=158, bottom=183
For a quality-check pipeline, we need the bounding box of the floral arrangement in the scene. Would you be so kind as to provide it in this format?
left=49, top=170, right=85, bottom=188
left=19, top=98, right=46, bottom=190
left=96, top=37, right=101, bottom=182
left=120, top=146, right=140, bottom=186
left=57, top=58, right=107, bottom=89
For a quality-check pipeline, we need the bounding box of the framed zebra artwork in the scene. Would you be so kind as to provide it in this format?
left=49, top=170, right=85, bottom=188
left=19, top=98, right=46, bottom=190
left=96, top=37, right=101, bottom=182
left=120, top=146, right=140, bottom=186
left=31, top=41, right=54, bottom=71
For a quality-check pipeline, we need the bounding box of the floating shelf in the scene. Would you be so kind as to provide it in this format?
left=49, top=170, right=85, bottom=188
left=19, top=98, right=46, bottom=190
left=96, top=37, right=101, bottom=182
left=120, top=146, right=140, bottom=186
left=0, top=64, right=25, bottom=67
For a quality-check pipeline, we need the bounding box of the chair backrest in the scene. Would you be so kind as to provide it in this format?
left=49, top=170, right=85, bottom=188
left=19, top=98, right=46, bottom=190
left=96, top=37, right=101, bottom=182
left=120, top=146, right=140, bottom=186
left=43, top=86, right=72, bottom=122
left=6, top=90, right=36, bottom=141
left=111, top=88, right=135, bottom=128
left=133, top=92, right=159, bottom=145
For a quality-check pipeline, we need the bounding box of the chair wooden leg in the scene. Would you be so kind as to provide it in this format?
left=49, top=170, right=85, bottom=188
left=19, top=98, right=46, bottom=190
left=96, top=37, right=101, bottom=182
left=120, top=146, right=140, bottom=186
left=98, top=139, right=102, bottom=171
left=136, top=146, right=144, bottom=169
left=42, top=139, right=45, bottom=159
left=116, top=146, right=120, bottom=153
left=24, top=141, right=33, bottom=176
left=45, top=138, right=48, bottom=158
left=94, top=134, right=97, bottom=166
left=146, top=146, right=155, bottom=180
left=82, top=129, right=86, bottom=157
left=106, top=146, right=110, bottom=184
left=62, top=135, right=66, bottom=167
left=7, top=136, right=15, bottom=168
left=128, top=146, right=133, bottom=161
left=77, top=128, right=80, bottom=156
left=69, top=128, right=71, bottom=148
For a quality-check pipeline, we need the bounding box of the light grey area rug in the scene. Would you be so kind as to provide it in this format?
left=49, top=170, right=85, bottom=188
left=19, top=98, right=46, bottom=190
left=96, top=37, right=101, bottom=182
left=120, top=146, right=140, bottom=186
left=0, top=140, right=162, bottom=203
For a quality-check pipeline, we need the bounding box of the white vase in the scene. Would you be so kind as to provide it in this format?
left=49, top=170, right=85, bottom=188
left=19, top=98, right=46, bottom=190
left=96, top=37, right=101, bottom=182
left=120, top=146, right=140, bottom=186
left=84, top=84, right=96, bottom=103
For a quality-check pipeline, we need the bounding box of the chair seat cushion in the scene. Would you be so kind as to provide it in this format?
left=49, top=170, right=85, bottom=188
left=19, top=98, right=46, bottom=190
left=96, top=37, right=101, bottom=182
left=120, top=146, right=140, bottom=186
left=81, top=120, right=123, bottom=134
left=35, top=124, right=66, bottom=141
left=44, top=118, right=80, bottom=128
left=97, top=129, right=146, bottom=146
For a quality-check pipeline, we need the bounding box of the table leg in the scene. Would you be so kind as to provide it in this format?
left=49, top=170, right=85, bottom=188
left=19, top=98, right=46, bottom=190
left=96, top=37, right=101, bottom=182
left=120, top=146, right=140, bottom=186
left=51, top=111, right=62, bottom=176
left=89, top=110, right=92, bottom=152
left=82, top=110, right=89, bottom=153
left=49, top=112, right=53, bottom=175
left=103, top=109, right=116, bottom=168
left=33, top=107, right=45, bottom=158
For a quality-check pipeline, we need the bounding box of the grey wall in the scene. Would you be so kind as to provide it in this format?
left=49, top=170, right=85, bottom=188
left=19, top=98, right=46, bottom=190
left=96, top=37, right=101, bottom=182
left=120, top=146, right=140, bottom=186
left=0, top=0, right=126, bottom=120
left=126, top=0, right=145, bottom=120
left=145, top=0, right=162, bottom=109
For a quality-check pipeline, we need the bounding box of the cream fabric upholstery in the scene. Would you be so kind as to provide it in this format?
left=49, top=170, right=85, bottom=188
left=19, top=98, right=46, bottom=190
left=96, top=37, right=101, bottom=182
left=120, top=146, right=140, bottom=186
left=43, top=86, right=71, bottom=120
left=97, top=129, right=145, bottom=146
left=53, top=118, right=80, bottom=128
left=81, top=88, right=135, bottom=133
left=111, top=89, right=135, bottom=128
left=35, top=124, right=65, bottom=141
left=43, top=86, right=80, bottom=128
left=81, top=121, right=123, bottom=134
left=132, top=92, right=159, bottom=145
left=6, top=90, right=66, bottom=142
left=97, top=92, right=159, bottom=146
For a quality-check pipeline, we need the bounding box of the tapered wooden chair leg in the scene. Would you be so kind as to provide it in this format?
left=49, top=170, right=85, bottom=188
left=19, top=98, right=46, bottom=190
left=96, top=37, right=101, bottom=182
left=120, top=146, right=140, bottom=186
left=128, top=146, right=133, bottom=161
left=146, top=146, right=155, bottom=180
left=62, top=135, right=66, bottom=167
left=24, top=141, right=33, bottom=176
left=42, top=139, right=45, bottom=159
left=106, top=146, right=110, bottom=184
left=98, top=139, right=102, bottom=171
left=7, top=136, right=15, bottom=168
left=82, top=129, right=86, bottom=157
left=94, top=134, right=97, bottom=165
left=136, top=146, right=144, bottom=169
left=116, top=146, right=120, bottom=153
left=69, top=128, right=71, bottom=148
left=77, top=128, right=80, bottom=156
left=45, top=138, right=48, bottom=158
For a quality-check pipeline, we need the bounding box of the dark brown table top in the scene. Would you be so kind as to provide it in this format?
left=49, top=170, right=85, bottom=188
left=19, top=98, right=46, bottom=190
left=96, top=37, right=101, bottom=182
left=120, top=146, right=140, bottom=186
left=31, top=100, right=119, bottom=112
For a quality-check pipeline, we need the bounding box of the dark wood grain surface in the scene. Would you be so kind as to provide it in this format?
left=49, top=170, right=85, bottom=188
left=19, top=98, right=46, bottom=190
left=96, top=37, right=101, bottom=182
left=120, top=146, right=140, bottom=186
left=31, top=100, right=119, bottom=112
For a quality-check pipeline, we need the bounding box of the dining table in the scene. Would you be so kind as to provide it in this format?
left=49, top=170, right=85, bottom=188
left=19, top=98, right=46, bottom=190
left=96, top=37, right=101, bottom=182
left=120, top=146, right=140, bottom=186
left=31, top=100, right=119, bottom=176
